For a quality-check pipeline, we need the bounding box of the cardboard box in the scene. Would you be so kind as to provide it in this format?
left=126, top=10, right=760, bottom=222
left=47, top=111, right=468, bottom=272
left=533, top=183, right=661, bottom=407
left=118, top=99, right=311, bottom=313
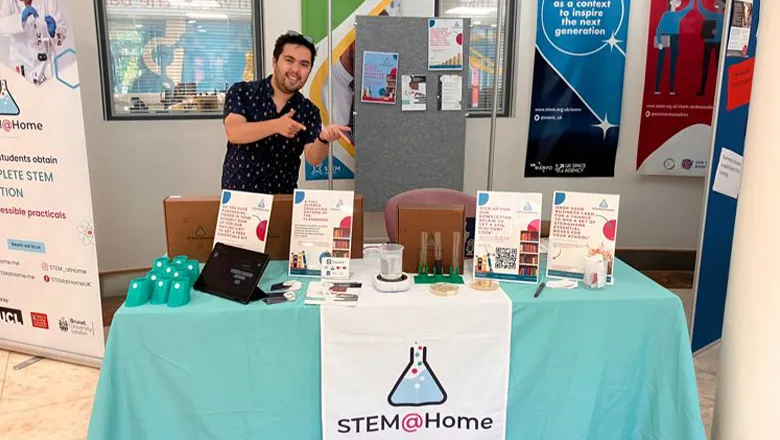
left=397, top=204, right=465, bottom=274
left=164, top=194, right=365, bottom=262
left=163, top=196, right=220, bottom=263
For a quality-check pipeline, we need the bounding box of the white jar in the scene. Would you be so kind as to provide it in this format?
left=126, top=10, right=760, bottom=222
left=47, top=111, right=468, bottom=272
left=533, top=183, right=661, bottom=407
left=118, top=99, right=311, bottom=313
left=583, top=255, right=607, bottom=290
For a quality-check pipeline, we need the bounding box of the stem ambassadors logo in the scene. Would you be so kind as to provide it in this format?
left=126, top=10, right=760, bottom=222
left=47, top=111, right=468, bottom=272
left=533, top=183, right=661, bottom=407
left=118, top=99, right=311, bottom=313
left=336, top=344, right=494, bottom=435
left=0, top=79, right=45, bottom=132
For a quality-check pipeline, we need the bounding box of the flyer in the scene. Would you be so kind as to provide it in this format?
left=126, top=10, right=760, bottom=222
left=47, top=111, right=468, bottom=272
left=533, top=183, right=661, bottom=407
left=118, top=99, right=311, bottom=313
left=214, top=190, right=274, bottom=253
left=289, top=190, right=355, bottom=277
left=428, top=18, right=464, bottom=70
left=360, top=51, right=398, bottom=105
left=728, top=0, right=754, bottom=57
left=547, top=192, right=620, bottom=284
left=439, top=74, right=462, bottom=111
left=474, top=192, right=544, bottom=284
left=401, top=75, right=427, bottom=111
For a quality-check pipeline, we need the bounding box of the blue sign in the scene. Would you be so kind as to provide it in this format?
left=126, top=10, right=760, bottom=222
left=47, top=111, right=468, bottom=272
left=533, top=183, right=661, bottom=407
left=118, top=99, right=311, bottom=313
left=692, top=0, right=761, bottom=352
left=525, top=0, right=631, bottom=177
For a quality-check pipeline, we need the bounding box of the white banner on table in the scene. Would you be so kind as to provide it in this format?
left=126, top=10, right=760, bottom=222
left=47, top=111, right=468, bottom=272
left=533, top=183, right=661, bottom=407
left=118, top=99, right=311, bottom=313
left=474, top=191, right=543, bottom=284
left=214, top=190, right=273, bottom=253
left=0, top=0, right=104, bottom=364
left=289, top=190, right=354, bottom=277
left=547, top=191, right=620, bottom=284
left=321, top=284, right=511, bottom=439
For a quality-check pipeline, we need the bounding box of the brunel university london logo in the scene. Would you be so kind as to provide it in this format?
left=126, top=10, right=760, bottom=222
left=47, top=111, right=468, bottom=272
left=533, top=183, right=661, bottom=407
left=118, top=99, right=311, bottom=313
left=58, top=317, right=95, bottom=337
left=337, top=344, right=494, bottom=435
left=0, top=79, right=44, bottom=133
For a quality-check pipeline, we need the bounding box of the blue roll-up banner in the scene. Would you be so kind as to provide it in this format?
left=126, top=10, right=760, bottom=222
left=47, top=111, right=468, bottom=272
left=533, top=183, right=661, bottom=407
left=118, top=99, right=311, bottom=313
left=525, top=0, right=631, bottom=177
left=692, top=0, right=761, bottom=352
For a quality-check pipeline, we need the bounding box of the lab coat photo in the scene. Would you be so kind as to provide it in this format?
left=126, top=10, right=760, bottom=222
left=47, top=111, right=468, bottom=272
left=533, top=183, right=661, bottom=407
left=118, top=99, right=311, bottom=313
left=0, top=0, right=71, bottom=85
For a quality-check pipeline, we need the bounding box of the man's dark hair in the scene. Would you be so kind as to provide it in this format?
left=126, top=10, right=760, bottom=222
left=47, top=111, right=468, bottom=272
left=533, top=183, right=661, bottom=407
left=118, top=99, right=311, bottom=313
left=273, top=33, right=317, bottom=64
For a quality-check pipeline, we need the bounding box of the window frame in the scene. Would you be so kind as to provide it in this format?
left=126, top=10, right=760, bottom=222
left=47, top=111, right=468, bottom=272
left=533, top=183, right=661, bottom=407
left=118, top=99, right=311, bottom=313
left=94, top=0, right=265, bottom=121
left=434, top=0, right=517, bottom=118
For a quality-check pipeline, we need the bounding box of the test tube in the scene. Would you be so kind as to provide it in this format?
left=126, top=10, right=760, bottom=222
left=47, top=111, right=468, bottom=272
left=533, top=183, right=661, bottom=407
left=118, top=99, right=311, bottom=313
left=434, top=231, right=443, bottom=274
left=452, top=231, right=461, bottom=276
left=419, top=231, right=429, bottom=273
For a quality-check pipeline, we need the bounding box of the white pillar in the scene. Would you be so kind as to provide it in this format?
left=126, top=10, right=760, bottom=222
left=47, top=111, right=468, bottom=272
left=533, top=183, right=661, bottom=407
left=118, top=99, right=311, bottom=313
left=712, top=2, right=780, bottom=439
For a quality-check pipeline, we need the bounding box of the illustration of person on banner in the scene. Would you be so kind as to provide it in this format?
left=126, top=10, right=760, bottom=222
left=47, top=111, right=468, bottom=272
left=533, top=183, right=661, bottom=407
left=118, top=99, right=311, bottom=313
left=654, top=0, right=695, bottom=95
left=0, top=0, right=67, bottom=85
left=697, top=0, right=725, bottom=95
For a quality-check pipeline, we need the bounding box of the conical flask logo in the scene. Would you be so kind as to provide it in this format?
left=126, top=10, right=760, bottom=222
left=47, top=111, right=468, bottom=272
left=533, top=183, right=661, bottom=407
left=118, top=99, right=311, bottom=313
left=0, top=80, right=20, bottom=116
left=388, top=346, right=447, bottom=407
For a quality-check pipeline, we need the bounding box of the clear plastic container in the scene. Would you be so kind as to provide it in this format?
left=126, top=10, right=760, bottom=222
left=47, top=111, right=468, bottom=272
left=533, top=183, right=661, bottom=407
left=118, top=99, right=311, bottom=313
left=379, top=244, right=405, bottom=281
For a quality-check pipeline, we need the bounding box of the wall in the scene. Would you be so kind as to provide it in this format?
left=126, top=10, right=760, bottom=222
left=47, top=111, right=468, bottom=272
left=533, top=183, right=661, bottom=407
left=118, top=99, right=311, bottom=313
left=73, top=0, right=704, bottom=272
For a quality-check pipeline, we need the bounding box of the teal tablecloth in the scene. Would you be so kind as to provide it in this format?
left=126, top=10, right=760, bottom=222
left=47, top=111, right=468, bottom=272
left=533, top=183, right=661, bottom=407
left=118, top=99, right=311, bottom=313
left=88, top=260, right=704, bottom=439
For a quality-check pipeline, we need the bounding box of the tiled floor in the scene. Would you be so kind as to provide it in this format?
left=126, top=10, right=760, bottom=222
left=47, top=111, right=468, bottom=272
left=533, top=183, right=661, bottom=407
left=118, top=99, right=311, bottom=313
left=0, top=350, right=98, bottom=439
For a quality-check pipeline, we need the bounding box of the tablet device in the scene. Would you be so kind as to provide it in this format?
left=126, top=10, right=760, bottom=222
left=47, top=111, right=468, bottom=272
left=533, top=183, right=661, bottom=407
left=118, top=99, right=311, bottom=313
left=194, top=242, right=271, bottom=304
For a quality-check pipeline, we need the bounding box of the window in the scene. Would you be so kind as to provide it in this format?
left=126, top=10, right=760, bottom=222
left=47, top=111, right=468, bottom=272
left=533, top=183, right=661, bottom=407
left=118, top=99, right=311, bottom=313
left=95, top=0, right=263, bottom=119
left=436, top=0, right=516, bottom=117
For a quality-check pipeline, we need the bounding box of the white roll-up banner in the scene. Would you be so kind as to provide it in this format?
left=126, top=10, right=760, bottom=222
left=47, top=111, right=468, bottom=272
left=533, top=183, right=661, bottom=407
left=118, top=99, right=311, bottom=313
left=0, top=0, right=104, bottom=365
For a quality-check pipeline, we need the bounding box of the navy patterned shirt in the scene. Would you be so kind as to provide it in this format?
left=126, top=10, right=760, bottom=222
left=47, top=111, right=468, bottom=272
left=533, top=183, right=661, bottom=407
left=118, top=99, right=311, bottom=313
left=221, top=76, right=322, bottom=194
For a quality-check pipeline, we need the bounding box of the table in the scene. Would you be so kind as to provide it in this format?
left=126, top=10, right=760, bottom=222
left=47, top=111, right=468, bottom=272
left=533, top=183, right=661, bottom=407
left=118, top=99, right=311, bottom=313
left=88, top=259, right=704, bottom=440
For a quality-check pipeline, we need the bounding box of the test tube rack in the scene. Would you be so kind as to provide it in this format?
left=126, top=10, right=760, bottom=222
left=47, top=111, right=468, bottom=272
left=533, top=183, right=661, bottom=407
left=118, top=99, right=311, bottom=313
left=414, top=230, right=465, bottom=284
left=414, top=264, right=465, bottom=285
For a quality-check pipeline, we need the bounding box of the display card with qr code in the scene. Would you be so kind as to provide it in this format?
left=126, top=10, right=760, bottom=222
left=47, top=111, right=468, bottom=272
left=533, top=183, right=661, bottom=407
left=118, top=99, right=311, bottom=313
left=473, top=192, right=543, bottom=284
left=322, top=257, right=350, bottom=280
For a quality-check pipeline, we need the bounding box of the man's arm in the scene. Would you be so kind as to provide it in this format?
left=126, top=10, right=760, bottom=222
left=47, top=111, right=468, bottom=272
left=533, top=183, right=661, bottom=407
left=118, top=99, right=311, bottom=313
left=304, top=125, right=352, bottom=166
left=304, top=138, right=329, bottom=167
left=682, top=0, right=695, bottom=14
left=225, top=113, right=282, bottom=145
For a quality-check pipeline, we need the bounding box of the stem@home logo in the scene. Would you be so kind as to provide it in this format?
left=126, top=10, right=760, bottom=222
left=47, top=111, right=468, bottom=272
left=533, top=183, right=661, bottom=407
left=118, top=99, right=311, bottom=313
left=335, top=344, right=495, bottom=435
left=388, top=345, right=447, bottom=407
left=0, top=79, right=20, bottom=116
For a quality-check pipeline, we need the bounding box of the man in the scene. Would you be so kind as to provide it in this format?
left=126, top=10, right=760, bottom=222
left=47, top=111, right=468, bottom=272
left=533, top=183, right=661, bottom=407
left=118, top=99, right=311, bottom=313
left=654, top=0, right=694, bottom=95
left=697, top=0, right=725, bottom=96
left=0, top=0, right=67, bottom=85
left=222, top=32, right=350, bottom=194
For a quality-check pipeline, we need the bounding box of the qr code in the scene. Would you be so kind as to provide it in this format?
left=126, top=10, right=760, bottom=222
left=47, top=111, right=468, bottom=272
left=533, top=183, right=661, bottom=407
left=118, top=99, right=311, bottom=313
left=495, top=247, right=518, bottom=270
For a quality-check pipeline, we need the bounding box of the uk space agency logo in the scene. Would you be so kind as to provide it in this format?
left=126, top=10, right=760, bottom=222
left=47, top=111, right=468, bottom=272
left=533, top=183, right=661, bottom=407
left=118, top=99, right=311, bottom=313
left=388, top=345, right=447, bottom=407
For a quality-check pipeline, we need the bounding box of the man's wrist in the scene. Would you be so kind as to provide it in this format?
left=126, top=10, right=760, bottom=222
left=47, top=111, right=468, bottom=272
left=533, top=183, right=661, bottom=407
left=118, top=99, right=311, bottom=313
left=317, top=133, right=329, bottom=144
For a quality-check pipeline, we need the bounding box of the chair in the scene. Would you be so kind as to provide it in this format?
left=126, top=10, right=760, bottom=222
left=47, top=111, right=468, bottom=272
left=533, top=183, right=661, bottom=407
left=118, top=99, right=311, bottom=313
left=384, top=188, right=477, bottom=243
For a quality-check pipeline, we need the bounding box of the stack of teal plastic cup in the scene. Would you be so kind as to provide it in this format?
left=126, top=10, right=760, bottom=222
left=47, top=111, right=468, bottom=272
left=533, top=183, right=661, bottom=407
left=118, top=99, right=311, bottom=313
left=167, top=278, right=191, bottom=307
left=125, top=278, right=152, bottom=307
left=125, top=255, right=197, bottom=308
left=150, top=278, right=172, bottom=305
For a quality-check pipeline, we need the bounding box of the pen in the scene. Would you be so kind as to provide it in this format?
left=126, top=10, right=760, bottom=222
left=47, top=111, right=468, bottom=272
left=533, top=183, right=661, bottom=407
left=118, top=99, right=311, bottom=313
left=533, top=282, right=546, bottom=299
